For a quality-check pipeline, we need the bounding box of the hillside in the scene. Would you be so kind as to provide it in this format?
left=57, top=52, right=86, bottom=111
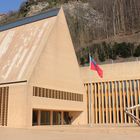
left=0, top=0, right=140, bottom=65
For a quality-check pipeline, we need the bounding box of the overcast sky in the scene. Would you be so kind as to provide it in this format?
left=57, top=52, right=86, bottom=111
left=0, top=0, right=26, bottom=13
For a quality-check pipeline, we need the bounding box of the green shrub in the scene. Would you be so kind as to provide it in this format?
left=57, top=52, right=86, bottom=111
left=97, top=45, right=106, bottom=62
left=109, top=46, right=117, bottom=60
left=133, top=45, right=140, bottom=57
left=116, top=42, right=132, bottom=58
left=80, top=57, right=85, bottom=65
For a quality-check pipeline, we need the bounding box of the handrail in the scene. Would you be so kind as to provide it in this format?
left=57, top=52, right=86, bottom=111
left=124, top=105, right=140, bottom=126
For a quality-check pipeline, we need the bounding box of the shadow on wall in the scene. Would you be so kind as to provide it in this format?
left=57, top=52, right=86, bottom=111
left=69, top=111, right=82, bottom=125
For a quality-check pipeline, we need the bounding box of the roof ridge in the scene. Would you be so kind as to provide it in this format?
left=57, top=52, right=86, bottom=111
left=0, top=8, right=60, bottom=32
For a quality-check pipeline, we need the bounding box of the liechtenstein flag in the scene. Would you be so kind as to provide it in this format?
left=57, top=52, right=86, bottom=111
left=89, top=56, right=103, bottom=78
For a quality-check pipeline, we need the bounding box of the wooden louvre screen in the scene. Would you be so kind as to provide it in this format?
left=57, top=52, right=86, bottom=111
left=0, top=87, right=9, bottom=126
left=33, top=86, right=83, bottom=102
left=85, top=79, right=140, bottom=124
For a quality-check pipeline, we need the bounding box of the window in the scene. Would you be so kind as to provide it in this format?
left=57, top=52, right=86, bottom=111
left=33, top=87, right=83, bottom=102
left=32, top=110, right=38, bottom=126
left=41, top=111, right=50, bottom=125
left=53, top=111, right=61, bottom=125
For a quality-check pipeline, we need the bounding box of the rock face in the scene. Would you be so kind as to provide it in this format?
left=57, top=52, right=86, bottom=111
left=0, top=14, right=6, bottom=21
left=0, top=0, right=140, bottom=63
left=26, top=1, right=49, bottom=16
left=63, top=1, right=104, bottom=50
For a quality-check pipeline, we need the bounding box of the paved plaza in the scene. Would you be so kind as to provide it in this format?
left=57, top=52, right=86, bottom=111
left=0, top=125, right=140, bottom=140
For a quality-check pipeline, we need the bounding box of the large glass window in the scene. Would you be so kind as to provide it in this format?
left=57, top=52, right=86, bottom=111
left=41, top=111, right=50, bottom=125
left=32, top=110, right=38, bottom=126
left=53, top=111, right=61, bottom=125
left=63, top=112, right=72, bottom=125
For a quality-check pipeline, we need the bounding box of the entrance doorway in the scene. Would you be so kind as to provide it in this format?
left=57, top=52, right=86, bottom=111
left=32, top=110, right=38, bottom=126
left=63, top=112, right=72, bottom=125
left=41, top=111, right=50, bottom=125
left=32, top=110, right=75, bottom=126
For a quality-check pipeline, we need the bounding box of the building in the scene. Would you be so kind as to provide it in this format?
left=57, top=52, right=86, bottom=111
left=0, top=8, right=87, bottom=128
left=0, top=8, right=140, bottom=128
left=81, top=61, right=140, bottom=125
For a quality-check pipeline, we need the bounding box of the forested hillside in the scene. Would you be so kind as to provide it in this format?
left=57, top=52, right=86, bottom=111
left=0, top=0, right=140, bottom=65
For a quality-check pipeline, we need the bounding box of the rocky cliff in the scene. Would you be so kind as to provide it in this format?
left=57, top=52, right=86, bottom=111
left=0, top=0, right=140, bottom=64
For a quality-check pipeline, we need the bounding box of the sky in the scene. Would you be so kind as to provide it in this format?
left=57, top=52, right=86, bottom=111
left=0, top=0, right=27, bottom=14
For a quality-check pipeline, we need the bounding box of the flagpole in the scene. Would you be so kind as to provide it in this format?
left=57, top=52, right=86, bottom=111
left=88, top=54, right=93, bottom=127
left=88, top=54, right=103, bottom=127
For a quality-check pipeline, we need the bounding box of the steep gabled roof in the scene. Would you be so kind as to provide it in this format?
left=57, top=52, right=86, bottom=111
left=0, top=8, right=59, bottom=83
left=0, top=8, right=60, bottom=32
left=0, top=8, right=85, bottom=94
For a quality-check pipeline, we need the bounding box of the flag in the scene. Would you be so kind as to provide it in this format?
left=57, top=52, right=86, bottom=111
left=89, top=56, right=103, bottom=78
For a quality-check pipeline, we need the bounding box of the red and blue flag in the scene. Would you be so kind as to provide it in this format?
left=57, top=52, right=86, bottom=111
left=89, top=56, right=103, bottom=78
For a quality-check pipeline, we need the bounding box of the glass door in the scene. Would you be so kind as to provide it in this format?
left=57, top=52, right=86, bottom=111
left=53, top=111, right=61, bottom=125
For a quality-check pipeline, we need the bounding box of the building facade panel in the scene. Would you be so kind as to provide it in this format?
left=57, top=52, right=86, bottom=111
left=84, top=79, right=140, bottom=125
left=0, top=87, right=9, bottom=126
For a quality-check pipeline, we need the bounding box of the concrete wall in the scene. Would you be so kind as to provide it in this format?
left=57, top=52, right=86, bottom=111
left=29, top=8, right=87, bottom=125
left=80, top=61, right=140, bottom=83
left=29, top=8, right=85, bottom=94
left=7, top=84, right=32, bottom=128
left=81, top=61, right=140, bottom=125
left=32, top=96, right=87, bottom=125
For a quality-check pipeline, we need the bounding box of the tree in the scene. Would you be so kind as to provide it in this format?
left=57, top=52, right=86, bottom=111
left=116, top=42, right=132, bottom=58
left=97, top=45, right=106, bottom=62
left=80, top=57, right=85, bottom=65
left=133, top=45, right=140, bottom=57
left=109, top=46, right=117, bottom=60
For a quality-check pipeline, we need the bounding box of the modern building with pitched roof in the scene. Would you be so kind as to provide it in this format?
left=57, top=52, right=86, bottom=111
left=0, top=7, right=140, bottom=128
left=0, top=8, right=87, bottom=128
left=81, top=62, right=140, bottom=125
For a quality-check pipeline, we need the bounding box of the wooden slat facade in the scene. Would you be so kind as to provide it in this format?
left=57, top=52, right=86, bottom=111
left=0, top=87, right=9, bottom=126
left=85, top=79, right=140, bottom=124
left=33, top=87, right=83, bottom=102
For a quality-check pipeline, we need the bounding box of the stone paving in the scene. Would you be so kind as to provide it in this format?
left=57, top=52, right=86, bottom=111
left=0, top=125, right=140, bottom=140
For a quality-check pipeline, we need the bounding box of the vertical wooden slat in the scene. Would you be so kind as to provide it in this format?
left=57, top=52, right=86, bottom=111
left=105, top=82, right=109, bottom=124
left=3, top=88, right=6, bottom=125
left=134, top=80, right=138, bottom=118
left=37, top=87, right=39, bottom=97
left=1, top=88, right=4, bottom=126
left=98, top=83, right=102, bottom=123
left=119, top=81, right=124, bottom=124
left=33, top=87, right=35, bottom=96
left=130, top=80, right=134, bottom=123
left=87, top=84, right=89, bottom=124
left=91, top=83, right=95, bottom=124
left=127, top=81, right=131, bottom=123
left=6, top=87, right=9, bottom=126
left=112, top=82, right=116, bottom=124
left=94, top=83, right=98, bottom=124
left=138, top=80, right=140, bottom=118
left=115, top=81, right=119, bottom=123
left=88, top=83, right=92, bottom=124
left=101, top=83, right=105, bottom=124
left=85, top=84, right=89, bottom=124
left=0, top=87, right=9, bottom=126
left=108, top=82, right=112, bottom=124
left=122, top=81, right=127, bottom=123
